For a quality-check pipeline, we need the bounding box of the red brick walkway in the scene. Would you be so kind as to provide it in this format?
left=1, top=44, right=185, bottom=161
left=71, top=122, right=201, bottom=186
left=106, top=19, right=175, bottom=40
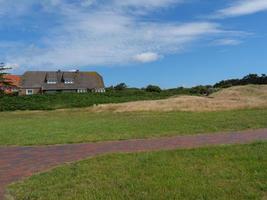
left=1, top=129, right=267, bottom=199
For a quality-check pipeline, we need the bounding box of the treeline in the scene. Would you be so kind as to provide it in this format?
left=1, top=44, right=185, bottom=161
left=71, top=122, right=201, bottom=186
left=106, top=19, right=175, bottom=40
left=107, top=73, right=267, bottom=96
left=107, top=83, right=216, bottom=96
left=214, top=74, right=267, bottom=88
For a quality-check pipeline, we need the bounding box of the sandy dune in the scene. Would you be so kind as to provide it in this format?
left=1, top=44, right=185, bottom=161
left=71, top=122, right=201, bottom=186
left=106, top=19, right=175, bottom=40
left=89, top=85, right=267, bottom=112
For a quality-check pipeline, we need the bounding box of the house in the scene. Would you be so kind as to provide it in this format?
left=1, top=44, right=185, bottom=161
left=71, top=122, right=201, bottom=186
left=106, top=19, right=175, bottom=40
left=19, top=71, right=105, bottom=95
left=0, top=75, right=21, bottom=94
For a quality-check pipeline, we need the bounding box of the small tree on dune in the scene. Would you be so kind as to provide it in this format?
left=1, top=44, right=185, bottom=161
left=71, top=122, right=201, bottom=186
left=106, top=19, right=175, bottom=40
left=145, top=85, right=162, bottom=93
left=114, top=83, right=127, bottom=91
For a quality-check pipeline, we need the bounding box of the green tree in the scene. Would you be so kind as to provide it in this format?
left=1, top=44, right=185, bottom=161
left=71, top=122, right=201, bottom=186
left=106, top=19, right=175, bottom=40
left=145, top=85, right=162, bottom=93
left=0, top=63, right=12, bottom=95
left=114, top=83, right=127, bottom=91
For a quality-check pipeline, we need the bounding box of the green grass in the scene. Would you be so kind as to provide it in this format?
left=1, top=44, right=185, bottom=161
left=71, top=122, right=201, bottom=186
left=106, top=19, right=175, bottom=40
left=7, top=142, right=267, bottom=200
left=0, top=89, right=188, bottom=112
left=0, top=108, right=266, bottom=146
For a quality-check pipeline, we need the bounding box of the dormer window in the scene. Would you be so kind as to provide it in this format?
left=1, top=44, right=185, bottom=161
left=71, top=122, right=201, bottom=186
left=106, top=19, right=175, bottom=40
left=64, top=79, right=74, bottom=84
left=47, top=80, right=57, bottom=84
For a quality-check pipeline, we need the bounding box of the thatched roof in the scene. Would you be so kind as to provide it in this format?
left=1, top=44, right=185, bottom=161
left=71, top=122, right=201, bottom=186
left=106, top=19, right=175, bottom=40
left=21, top=71, right=105, bottom=90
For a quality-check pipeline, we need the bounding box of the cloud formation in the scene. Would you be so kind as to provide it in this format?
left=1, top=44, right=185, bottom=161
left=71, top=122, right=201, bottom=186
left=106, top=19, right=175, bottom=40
left=7, top=19, right=228, bottom=69
left=214, top=0, right=267, bottom=18
left=113, top=0, right=179, bottom=9
left=0, top=0, right=247, bottom=70
left=212, top=39, right=242, bottom=46
left=134, top=52, right=161, bottom=63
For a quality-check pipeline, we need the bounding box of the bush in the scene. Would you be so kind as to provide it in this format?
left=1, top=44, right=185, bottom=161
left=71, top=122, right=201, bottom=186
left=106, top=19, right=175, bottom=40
left=114, top=83, right=127, bottom=91
left=214, top=74, right=267, bottom=88
left=145, top=85, right=162, bottom=93
left=0, top=90, right=172, bottom=112
left=190, top=85, right=213, bottom=96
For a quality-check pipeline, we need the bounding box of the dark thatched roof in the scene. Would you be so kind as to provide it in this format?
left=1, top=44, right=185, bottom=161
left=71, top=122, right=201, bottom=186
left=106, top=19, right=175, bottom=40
left=21, top=71, right=105, bottom=90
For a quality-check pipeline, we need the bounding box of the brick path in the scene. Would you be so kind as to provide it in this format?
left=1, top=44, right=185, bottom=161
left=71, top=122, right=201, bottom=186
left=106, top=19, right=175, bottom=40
left=1, top=129, right=267, bottom=199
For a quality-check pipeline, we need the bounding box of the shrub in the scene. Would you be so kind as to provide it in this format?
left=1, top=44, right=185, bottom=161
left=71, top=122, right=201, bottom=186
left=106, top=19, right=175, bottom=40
left=214, top=74, right=267, bottom=88
left=145, top=85, right=162, bottom=93
left=114, top=83, right=127, bottom=91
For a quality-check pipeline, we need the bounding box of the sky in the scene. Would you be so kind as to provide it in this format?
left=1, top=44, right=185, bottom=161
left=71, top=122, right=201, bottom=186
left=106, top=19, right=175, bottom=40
left=0, top=0, right=267, bottom=88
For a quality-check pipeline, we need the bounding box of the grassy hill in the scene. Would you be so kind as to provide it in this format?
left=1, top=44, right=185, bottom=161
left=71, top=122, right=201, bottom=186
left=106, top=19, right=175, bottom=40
left=212, top=84, right=267, bottom=99
left=1, top=84, right=266, bottom=112
left=91, top=85, right=267, bottom=112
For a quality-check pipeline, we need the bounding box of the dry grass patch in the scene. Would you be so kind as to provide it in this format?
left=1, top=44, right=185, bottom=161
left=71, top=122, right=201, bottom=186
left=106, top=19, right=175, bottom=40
left=90, top=85, right=267, bottom=112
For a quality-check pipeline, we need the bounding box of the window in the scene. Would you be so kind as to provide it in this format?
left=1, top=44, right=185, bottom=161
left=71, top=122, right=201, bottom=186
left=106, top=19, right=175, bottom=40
left=64, top=80, right=74, bottom=84
left=77, top=89, right=87, bottom=93
left=26, top=89, right=33, bottom=95
left=47, top=80, right=57, bottom=84
left=94, top=88, right=105, bottom=93
left=12, top=88, right=19, bottom=92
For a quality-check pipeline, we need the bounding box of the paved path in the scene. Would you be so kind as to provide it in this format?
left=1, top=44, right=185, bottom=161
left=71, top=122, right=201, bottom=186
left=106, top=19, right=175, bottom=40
left=1, top=129, right=267, bottom=200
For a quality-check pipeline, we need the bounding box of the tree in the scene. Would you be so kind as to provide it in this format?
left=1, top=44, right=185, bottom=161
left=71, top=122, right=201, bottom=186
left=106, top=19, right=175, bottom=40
left=242, top=74, right=259, bottom=84
left=213, top=73, right=267, bottom=88
left=260, top=74, right=267, bottom=84
left=145, top=85, right=162, bottom=93
left=114, top=83, right=127, bottom=91
left=0, top=63, right=12, bottom=95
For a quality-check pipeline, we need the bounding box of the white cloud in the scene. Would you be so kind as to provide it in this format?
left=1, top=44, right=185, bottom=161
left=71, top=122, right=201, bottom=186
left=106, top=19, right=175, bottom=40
left=212, top=39, right=242, bottom=46
left=113, top=0, right=179, bottom=9
left=214, top=0, right=267, bottom=18
left=134, top=52, right=161, bottom=63
left=81, top=0, right=96, bottom=7
left=7, top=19, right=229, bottom=69
left=0, top=0, right=33, bottom=17
left=0, top=0, right=246, bottom=70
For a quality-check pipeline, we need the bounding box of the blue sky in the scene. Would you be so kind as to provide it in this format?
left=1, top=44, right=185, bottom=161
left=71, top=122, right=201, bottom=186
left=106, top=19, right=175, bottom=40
left=0, top=0, right=267, bottom=88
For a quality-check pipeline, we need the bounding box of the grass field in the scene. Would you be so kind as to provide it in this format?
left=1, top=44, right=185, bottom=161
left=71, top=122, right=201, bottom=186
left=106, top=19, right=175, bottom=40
left=0, top=108, right=267, bottom=146
left=7, top=142, right=267, bottom=200
left=92, top=85, right=267, bottom=112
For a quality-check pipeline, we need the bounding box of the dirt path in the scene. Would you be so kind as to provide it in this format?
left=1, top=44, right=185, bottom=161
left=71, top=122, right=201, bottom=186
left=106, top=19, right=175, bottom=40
left=1, top=129, right=267, bottom=199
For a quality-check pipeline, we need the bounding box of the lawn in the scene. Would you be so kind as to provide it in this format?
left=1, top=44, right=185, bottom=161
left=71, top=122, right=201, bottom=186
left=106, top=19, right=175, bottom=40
left=0, top=108, right=266, bottom=146
left=7, top=142, right=267, bottom=200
